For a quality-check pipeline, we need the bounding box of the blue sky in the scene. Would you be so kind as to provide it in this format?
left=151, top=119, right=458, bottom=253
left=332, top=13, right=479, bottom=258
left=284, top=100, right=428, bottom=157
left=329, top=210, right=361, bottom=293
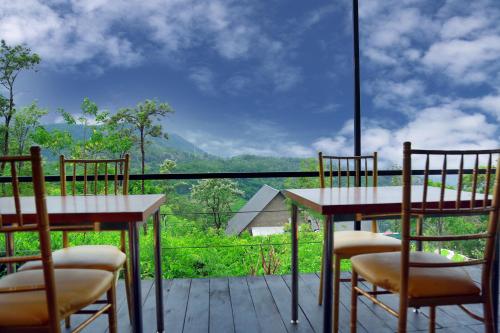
left=1, top=0, right=500, bottom=166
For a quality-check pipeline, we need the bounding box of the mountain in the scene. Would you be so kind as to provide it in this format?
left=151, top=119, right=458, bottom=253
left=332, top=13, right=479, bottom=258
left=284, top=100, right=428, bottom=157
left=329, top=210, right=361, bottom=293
left=43, top=123, right=208, bottom=158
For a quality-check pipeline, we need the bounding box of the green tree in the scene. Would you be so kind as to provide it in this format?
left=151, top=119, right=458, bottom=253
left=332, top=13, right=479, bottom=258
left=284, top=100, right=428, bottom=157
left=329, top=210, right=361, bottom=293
left=0, top=40, right=40, bottom=157
left=191, top=179, right=243, bottom=230
left=58, top=98, right=109, bottom=158
left=110, top=99, right=174, bottom=193
left=32, top=127, right=73, bottom=157
left=10, top=102, right=48, bottom=155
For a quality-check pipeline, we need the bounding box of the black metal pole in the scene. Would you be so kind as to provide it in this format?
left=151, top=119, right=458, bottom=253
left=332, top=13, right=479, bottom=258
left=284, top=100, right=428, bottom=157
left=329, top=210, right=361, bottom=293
left=291, top=204, right=299, bottom=324
left=353, top=0, right=362, bottom=231
left=323, top=215, right=334, bottom=332
left=128, top=222, right=143, bottom=333
left=153, top=210, right=164, bottom=332
left=493, top=238, right=499, bottom=332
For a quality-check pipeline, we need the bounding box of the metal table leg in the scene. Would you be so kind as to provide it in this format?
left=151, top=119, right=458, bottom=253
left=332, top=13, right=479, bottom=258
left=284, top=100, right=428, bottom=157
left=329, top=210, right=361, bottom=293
left=129, top=222, right=143, bottom=333
left=323, top=215, right=334, bottom=333
left=153, top=210, right=164, bottom=332
left=493, top=239, right=499, bottom=333
left=291, top=204, right=299, bottom=324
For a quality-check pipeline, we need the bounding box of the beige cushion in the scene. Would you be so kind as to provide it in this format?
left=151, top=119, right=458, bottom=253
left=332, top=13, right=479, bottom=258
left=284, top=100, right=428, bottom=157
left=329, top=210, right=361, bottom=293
left=19, top=245, right=126, bottom=272
left=0, top=269, right=113, bottom=327
left=334, top=231, right=401, bottom=257
left=351, top=251, right=480, bottom=298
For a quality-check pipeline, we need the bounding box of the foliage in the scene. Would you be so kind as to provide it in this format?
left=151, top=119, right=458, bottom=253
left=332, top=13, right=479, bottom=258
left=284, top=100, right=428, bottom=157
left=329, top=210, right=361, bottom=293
left=0, top=40, right=40, bottom=157
left=191, top=179, right=243, bottom=230
left=56, top=98, right=134, bottom=159
left=110, top=99, right=174, bottom=193
left=10, top=102, right=47, bottom=155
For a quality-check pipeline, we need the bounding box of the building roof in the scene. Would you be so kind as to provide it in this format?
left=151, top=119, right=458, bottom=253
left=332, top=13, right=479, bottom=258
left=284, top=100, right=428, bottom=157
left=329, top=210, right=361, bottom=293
left=225, top=184, right=283, bottom=235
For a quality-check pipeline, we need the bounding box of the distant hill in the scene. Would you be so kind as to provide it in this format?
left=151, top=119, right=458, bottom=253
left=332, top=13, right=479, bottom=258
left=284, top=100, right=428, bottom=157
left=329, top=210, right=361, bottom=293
left=40, top=123, right=306, bottom=183
left=43, top=123, right=208, bottom=158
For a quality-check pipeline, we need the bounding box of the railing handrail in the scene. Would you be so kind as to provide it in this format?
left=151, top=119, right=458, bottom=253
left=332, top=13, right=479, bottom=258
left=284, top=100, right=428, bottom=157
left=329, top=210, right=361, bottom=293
left=0, top=168, right=491, bottom=183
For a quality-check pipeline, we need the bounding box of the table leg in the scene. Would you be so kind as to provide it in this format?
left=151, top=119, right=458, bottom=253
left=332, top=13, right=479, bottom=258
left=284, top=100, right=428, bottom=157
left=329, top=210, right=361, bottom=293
left=153, top=210, right=164, bottom=332
left=493, top=238, right=499, bottom=333
left=323, top=214, right=334, bottom=333
left=129, top=222, right=143, bottom=333
left=291, top=204, right=299, bottom=324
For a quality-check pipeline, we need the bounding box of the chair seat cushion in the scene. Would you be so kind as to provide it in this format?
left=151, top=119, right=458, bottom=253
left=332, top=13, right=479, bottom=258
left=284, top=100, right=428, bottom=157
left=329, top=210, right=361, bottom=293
left=351, top=251, right=480, bottom=298
left=0, top=269, right=113, bottom=327
left=19, top=245, right=126, bottom=272
left=334, top=231, right=401, bottom=257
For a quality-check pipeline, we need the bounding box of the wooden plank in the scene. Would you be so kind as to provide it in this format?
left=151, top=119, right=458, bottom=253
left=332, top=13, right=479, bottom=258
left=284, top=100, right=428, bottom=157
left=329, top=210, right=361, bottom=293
left=282, top=274, right=323, bottom=333
left=142, top=280, right=172, bottom=333
left=247, top=275, right=287, bottom=333
left=264, top=274, right=314, bottom=333
left=165, top=279, right=191, bottom=333
left=436, top=326, right=478, bottom=333
left=209, top=278, right=235, bottom=333
left=353, top=275, right=428, bottom=332
left=298, top=273, right=366, bottom=333
left=338, top=275, right=393, bottom=333
left=61, top=279, right=134, bottom=333
left=115, top=280, right=153, bottom=333
left=466, top=324, right=486, bottom=332
left=183, top=278, right=210, bottom=333
left=228, top=277, right=259, bottom=333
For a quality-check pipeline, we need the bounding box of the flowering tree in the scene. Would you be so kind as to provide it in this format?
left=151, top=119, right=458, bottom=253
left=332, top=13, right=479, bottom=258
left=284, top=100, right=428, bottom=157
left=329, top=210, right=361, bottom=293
left=191, top=179, right=243, bottom=230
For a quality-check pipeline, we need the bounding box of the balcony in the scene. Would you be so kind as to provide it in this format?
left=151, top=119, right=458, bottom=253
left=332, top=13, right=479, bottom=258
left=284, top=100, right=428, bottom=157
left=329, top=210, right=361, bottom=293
left=79, top=269, right=487, bottom=333
left=2, top=170, right=496, bottom=332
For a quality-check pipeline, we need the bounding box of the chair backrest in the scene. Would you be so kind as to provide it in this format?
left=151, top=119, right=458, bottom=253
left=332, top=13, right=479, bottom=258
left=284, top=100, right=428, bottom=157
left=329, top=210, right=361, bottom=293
left=318, top=152, right=379, bottom=232
left=318, top=152, right=378, bottom=188
left=59, top=154, right=130, bottom=196
left=59, top=154, right=130, bottom=247
left=0, top=146, right=60, bottom=331
left=401, top=142, right=500, bottom=299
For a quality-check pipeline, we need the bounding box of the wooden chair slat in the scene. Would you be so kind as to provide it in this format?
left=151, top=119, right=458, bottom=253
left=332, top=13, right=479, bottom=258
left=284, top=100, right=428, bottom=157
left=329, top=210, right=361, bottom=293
left=471, top=153, right=479, bottom=208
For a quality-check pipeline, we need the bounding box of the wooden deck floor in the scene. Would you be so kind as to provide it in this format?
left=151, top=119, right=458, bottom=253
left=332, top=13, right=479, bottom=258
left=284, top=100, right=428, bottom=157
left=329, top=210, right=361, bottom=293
left=67, top=271, right=491, bottom=333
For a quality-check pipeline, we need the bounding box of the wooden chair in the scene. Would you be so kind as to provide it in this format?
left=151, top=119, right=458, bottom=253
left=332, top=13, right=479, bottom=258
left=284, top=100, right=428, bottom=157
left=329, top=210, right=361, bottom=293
left=19, top=154, right=131, bottom=328
left=350, top=142, right=500, bottom=333
left=0, top=146, right=117, bottom=333
left=317, top=152, right=401, bottom=333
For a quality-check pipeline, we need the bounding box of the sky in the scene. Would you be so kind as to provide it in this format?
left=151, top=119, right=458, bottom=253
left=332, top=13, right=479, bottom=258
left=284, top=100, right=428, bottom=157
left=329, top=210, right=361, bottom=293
left=1, top=0, right=500, bottom=167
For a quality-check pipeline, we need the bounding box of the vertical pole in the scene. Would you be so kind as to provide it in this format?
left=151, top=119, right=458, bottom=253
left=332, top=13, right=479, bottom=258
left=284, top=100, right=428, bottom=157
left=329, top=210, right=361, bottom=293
left=153, top=210, right=164, bottom=333
left=323, top=214, right=334, bottom=333
left=493, top=241, right=499, bottom=333
left=128, top=222, right=143, bottom=333
left=291, top=204, right=299, bottom=324
left=353, top=0, right=362, bottom=231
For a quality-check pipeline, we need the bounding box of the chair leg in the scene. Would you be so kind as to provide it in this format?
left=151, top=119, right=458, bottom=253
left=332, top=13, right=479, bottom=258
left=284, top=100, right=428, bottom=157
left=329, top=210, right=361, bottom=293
left=429, top=306, right=436, bottom=333
left=65, top=317, right=71, bottom=328
left=107, top=282, right=118, bottom=333
left=350, top=270, right=358, bottom=333
left=334, top=256, right=341, bottom=333
left=483, top=295, right=494, bottom=333
left=318, top=221, right=328, bottom=305
left=398, top=296, right=408, bottom=333
left=121, top=231, right=133, bottom=323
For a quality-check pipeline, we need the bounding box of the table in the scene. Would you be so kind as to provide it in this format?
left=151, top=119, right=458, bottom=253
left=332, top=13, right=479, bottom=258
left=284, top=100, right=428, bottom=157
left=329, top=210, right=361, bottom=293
left=283, top=186, right=497, bottom=333
left=0, top=194, right=166, bottom=333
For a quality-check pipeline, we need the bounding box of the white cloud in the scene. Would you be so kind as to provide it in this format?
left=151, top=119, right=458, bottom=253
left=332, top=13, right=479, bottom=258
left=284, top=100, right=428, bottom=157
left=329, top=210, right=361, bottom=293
left=0, top=1, right=142, bottom=68
left=312, top=106, right=498, bottom=167
left=182, top=129, right=313, bottom=158
left=0, top=0, right=301, bottom=91
left=422, top=36, right=500, bottom=84
left=440, top=15, right=488, bottom=39
left=189, top=67, right=216, bottom=95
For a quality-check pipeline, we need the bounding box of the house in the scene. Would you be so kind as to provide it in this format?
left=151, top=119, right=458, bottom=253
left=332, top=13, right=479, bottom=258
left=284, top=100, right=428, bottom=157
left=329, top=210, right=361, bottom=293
left=225, top=185, right=290, bottom=236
